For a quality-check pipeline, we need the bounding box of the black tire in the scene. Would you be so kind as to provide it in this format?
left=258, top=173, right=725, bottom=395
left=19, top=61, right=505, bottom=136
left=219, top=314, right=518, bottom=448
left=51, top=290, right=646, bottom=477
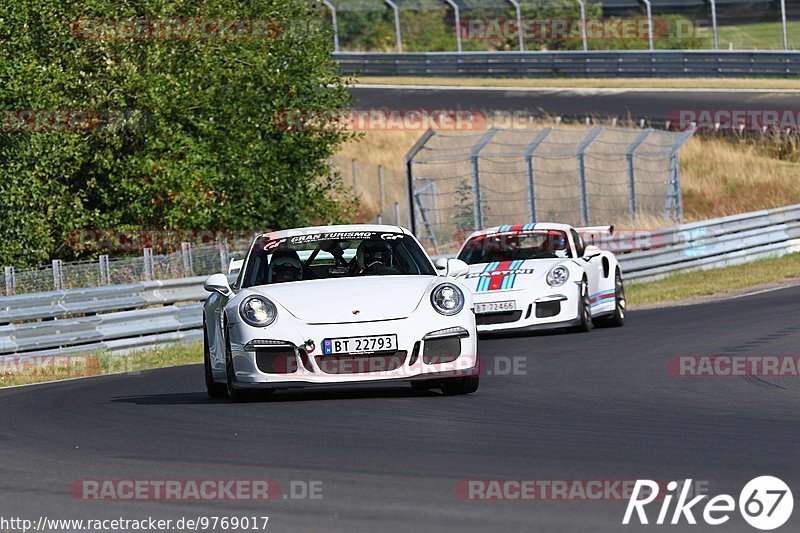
left=204, top=322, right=227, bottom=399
left=594, top=268, right=626, bottom=328
left=224, top=326, right=249, bottom=402
left=440, top=375, right=480, bottom=396
left=573, top=278, right=593, bottom=333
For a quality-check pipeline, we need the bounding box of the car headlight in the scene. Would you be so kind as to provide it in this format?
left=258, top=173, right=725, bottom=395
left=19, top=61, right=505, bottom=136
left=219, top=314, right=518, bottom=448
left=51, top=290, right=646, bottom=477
left=239, top=296, right=278, bottom=327
left=546, top=265, right=570, bottom=287
left=431, top=283, right=464, bottom=316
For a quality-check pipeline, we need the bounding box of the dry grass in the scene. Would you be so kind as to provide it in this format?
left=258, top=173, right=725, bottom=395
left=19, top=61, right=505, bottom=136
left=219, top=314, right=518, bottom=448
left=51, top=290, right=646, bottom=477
left=0, top=343, right=201, bottom=387
left=357, top=77, right=800, bottom=91
left=627, top=253, right=800, bottom=306
left=337, top=125, right=800, bottom=226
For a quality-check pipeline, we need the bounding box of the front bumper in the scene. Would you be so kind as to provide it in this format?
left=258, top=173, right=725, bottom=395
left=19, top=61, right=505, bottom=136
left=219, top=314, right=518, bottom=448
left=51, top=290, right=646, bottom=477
left=473, top=282, right=582, bottom=333
left=225, top=314, right=478, bottom=388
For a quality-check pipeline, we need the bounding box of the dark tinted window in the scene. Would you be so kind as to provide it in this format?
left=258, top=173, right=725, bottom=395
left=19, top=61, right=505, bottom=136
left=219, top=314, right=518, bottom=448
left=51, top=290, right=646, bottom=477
left=241, top=231, right=435, bottom=287
left=458, top=230, right=572, bottom=265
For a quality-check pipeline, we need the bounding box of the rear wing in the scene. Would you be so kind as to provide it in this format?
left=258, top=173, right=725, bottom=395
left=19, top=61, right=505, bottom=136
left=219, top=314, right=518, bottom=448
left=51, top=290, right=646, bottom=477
left=576, top=226, right=614, bottom=246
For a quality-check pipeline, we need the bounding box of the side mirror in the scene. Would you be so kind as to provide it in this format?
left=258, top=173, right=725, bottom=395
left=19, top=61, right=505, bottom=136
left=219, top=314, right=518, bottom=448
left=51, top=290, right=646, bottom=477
left=445, top=258, right=470, bottom=279
left=434, top=257, right=448, bottom=273
left=204, top=273, right=232, bottom=297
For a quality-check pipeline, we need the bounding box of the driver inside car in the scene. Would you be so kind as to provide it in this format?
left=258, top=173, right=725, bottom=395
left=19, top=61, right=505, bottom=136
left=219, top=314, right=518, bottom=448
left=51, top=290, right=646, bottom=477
left=267, top=249, right=304, bottom=284
left=353, top=240, right=400, bottom=275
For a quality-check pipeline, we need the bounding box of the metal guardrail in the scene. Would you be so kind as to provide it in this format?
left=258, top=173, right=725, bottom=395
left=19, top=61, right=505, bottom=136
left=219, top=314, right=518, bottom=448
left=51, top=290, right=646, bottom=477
left=335, top=51, right=800, bottom=77
left=0, top=204, right=798, bottom=360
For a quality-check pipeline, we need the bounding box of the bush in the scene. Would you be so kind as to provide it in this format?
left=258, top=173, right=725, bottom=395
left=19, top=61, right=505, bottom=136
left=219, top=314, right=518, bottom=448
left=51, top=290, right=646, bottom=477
left=0, top=0, right=355, bottom=266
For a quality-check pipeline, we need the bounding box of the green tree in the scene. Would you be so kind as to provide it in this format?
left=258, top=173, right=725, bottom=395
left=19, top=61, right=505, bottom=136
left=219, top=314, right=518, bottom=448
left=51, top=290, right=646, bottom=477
left=0, top=0, right=355, bottom=266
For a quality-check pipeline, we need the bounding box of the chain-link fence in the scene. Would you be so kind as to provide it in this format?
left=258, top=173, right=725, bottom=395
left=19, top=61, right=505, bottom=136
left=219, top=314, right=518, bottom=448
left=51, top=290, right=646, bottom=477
left=2, top=243, right=250, bottom=296
left=405, top=126, right=694, bottom=254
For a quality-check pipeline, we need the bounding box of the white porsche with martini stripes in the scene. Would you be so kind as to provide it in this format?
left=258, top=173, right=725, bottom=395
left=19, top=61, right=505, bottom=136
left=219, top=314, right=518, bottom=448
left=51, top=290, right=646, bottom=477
left=456, top=223, right=626, bottom=333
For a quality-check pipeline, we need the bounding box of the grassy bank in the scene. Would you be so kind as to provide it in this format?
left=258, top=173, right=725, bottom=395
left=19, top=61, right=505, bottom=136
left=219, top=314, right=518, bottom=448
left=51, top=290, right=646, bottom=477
left=627, top=252, right=800, bottom=306
left=0, top=343, right=202, bottom=388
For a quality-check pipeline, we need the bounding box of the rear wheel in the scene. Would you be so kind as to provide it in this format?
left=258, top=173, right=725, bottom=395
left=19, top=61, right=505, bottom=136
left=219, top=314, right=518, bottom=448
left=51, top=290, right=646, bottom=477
left=204, top=321, right=226, bottom=399
left=594, top=268, right=626, bottom=327
left=573, top=278, right=593, bottom=333
left=440, top=376, right=480, bottom=396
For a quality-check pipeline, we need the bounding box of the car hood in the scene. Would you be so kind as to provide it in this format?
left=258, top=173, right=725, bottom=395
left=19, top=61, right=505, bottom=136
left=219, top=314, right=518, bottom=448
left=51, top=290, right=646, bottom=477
left=247, top=276, right=438, bottom=323
left=462, top=258, right=570, bottom=293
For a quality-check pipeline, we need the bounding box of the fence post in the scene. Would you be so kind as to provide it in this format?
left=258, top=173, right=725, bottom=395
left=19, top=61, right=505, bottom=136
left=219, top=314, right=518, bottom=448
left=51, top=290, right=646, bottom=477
left=4, top=266, right=15, bottom=296
left=576, top=126, right=603, bottom=226
left=394, top=202, right=401, bottom=227
left=642, top=0, right=654, bottom=51
left=181, top=242, right=194, bottom=277
left=709, top=0, right=719, bottom=50
left=98, top=254, right=110, bottom=285
left=384, top=0, right=403, bottom=52
left=321, top=0, right=339, bottom=52
left=378, top=165, right=386, bottom=225
left=404, top=128, right=437, bottom=236
left=219, top=242, right=229, bottom=273
left=443, top=0, right=462, bottom=52
left=143, top=247, right=154, bottom=281
left=352, top=158, right=359, bottom=197
left=576, top=0, right=588, bottom=51
left=52, top=259, right=64, bottom=291
left=625, top=130, right=652, bottom=219
left=471, top=129, right=499, bottom=230
left=780, top=0, right=788, bottom=51
left=524, top=127, right=553, bottom=223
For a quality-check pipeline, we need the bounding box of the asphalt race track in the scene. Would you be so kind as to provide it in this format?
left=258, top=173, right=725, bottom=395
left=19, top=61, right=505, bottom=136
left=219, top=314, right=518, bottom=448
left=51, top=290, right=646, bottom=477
left=350, top=85, right=800, bottom=128
left=1, top=286, right=799, bottom=532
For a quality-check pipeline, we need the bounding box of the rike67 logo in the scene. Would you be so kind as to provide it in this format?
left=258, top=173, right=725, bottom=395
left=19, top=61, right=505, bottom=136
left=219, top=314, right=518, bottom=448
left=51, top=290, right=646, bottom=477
left=623, top=477, right=793, bottom=530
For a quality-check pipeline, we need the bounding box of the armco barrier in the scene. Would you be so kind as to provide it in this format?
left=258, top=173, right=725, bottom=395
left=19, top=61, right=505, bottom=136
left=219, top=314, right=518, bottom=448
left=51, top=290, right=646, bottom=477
left=0, top=204, right=798, bottom=359
left=335, top=51, right=800, bottom=78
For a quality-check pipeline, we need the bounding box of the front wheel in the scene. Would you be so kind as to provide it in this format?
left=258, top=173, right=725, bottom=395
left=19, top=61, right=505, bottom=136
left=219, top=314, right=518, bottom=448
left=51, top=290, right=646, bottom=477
left=595, top=269, right=626, bottom=328
left=225, top=330, right=250, bottom=402
left=573, top=279, right=593, bottom=333
left=204, top=322, right=226, bottom=399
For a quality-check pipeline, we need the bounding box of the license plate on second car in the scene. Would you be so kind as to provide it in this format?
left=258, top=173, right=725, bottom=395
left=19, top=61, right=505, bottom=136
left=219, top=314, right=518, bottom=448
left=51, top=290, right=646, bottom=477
left=322, top=334, right=398, bottom=355
left=475, top=301, right=516, bottom=314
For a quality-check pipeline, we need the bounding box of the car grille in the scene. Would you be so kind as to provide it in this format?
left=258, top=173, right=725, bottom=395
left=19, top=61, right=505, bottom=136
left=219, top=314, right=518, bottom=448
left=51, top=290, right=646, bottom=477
left=536, top=301, right=561, bottom=318
left=422, top=337, right=461, bottom=364
left=315, top=352, right=407, bottom=374
left=255, top=347, right=298, bottom=374
left=476, top=310, right=523, bottom=325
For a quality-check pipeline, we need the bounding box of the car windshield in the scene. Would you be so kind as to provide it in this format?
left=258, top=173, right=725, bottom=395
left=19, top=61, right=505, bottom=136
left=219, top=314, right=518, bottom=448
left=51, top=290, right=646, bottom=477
left=458, top=230, right=572, bottom=265
left=239, top=230, right=435, bottom=287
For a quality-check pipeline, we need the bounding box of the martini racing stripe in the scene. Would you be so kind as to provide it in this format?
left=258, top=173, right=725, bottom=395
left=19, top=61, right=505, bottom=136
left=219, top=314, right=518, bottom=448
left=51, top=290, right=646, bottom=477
left=477, top=259, right=526, bottom=292
left=589, top=289, right=615, bottom=307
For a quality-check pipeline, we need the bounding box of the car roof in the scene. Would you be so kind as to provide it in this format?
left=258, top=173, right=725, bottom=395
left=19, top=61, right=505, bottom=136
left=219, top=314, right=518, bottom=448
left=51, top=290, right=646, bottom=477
left=255, top=224, right=411, bottom=241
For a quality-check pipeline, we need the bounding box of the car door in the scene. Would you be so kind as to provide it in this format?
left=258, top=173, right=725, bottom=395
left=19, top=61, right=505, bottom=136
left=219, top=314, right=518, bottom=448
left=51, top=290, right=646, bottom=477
left=572, top=229, right=602, bottom=302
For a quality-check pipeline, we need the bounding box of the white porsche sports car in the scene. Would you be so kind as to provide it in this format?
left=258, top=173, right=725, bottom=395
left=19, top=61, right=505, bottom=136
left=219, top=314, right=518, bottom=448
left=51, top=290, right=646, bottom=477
left=456, top=223, right=625, bottom=334
left=203, top=225, right=479, bottom=401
